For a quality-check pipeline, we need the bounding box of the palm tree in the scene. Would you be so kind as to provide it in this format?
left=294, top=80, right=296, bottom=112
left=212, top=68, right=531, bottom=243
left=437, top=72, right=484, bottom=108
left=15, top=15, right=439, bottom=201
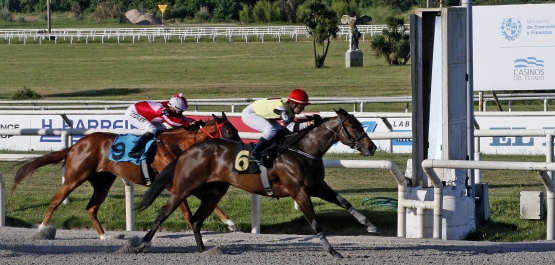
left=297, top=0, right=339, bottom=68
left=371, top=16, right=410, bottom=65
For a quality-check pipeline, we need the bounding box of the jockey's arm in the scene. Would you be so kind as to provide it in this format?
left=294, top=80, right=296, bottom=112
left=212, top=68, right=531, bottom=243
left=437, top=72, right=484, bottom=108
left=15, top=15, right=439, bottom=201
left=181, top=116, right=199, bottom=129
left=285, top=114, right=323, bottom=132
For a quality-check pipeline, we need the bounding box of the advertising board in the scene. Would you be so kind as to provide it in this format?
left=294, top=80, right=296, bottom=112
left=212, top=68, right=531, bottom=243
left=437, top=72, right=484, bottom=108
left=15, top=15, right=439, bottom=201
left=473, top=4, right=555, bottom=91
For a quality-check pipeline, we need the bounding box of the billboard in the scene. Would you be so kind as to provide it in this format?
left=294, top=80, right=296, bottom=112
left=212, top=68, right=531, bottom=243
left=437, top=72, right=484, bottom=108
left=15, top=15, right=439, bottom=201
left=473, top=4, right=555, bottom=91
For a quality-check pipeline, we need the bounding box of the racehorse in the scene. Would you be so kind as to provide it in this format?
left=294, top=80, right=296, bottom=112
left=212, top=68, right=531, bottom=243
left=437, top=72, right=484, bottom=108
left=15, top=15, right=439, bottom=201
left=11, top=112, right=241, bottom=240
left=134, top=108, right=378, bottom=258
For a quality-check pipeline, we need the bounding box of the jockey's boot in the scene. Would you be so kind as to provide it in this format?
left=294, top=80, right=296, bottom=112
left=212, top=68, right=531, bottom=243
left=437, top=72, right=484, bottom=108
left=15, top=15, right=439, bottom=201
left=248, top=137, right=271, bottom=165
left=129, top=132, right=154, bottom=159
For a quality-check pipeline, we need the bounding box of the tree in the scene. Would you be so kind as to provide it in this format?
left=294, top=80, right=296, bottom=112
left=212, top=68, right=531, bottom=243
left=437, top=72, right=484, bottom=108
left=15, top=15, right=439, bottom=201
left=370, top=16, right=410, bottom=65
left=297, top=0, right=339, bottom=68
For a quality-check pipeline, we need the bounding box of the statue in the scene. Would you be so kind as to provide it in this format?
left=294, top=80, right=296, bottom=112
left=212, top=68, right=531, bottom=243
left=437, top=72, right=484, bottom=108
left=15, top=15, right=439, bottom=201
left=341, top=15, right=372, bottom=51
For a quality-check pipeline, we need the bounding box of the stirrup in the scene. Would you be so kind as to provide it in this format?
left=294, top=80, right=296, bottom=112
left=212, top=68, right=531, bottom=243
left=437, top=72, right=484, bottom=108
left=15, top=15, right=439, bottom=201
left=248, top=155, right=263, bottom=165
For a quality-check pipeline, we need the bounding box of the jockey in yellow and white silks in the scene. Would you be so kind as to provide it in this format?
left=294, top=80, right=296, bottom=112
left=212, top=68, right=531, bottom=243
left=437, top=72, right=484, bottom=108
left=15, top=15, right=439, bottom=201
left=241, top=88, right=322, bottom=164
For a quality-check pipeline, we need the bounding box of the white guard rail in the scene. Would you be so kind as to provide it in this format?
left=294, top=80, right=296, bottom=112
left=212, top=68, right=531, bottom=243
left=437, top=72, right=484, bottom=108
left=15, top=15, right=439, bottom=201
left=421, top=159, right=555, bottom=240
left=0, top=25, right=392, bottom=44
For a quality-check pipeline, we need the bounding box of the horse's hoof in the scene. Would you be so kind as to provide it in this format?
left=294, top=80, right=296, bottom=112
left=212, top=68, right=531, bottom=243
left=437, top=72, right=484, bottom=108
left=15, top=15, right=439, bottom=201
left=367, top=225, right=381, bottom=234
left=223, top=220, right=239, bottom=232
left=119, top=236, right=149, bottom=254
left=228, top=224, right=239, bottom=232
left=30, top=225, right=56, bottom=240
left=101, top=234, right=125, bottom=240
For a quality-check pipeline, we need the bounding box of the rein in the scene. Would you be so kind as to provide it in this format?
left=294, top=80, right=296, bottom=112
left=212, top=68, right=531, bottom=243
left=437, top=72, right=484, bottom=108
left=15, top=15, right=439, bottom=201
left=159, top=120, right=228, bottom=157
left=287, top=114, right=367, bottom=160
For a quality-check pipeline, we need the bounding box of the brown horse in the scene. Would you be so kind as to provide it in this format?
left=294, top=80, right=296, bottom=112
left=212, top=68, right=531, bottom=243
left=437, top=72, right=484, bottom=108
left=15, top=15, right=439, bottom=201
left=11, top=112, right=240, bottom=240
left=135, top=108, right=378, bottom=258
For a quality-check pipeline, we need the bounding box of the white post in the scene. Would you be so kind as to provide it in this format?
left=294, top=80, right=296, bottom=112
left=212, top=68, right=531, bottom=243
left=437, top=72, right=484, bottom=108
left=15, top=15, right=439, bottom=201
left=251, top=194, right=260, bottom=233
left=123, top=179, right=135, bottom=231
left=547, top=134, right=554, bottom=181
left=0, top=173, right=5, bottom=227
left=62, top=131, right=70, bottom=204
left=462, top=0, right=475, bottom=198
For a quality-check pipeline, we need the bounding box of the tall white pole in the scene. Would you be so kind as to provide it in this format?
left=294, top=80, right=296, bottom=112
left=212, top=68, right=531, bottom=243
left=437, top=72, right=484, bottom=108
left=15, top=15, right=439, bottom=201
left=462, top=0, right=475, bottom=198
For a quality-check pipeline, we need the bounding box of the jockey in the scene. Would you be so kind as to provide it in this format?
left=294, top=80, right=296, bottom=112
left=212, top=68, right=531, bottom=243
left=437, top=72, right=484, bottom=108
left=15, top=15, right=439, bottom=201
left=241, top=88, right=322, bottom=164
left=125, top=93, right=195, bottom=159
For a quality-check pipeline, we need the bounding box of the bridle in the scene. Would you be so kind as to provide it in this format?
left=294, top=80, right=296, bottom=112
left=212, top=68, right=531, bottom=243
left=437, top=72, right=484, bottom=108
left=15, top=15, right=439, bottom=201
left=323, top=114, right=368, bottom=150
left=287, top=114, right=368, bottom=160
left=159, top=119, right=231, bottom=157
left=199, top=120, right=229, bottom=139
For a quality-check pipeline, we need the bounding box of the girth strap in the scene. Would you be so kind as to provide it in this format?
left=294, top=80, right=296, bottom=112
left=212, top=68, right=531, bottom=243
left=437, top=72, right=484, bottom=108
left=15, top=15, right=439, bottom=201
left=259, top=165, right=273, bottom=196
left=140, top=159, right=152, bottom=186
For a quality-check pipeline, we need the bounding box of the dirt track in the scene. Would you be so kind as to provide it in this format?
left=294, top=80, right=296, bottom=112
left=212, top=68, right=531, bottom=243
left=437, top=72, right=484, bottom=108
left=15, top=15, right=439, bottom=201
left=1, top=226, right=555, bottom=264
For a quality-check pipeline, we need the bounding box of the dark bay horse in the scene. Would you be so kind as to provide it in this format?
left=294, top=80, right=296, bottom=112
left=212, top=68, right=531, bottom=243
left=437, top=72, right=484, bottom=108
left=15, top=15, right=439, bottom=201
left=11, top=112, right=240, bottom=240
left=135, top=108, right=378, bottom=258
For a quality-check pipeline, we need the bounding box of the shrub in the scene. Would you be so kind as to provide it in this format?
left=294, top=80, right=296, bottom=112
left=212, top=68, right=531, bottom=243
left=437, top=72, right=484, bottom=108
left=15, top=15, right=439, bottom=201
left=0, top=8, right=13, bottom=22
left=94, top=2, right=124, bottom=20
left=370, top=16, right=410, bottom=65
left=11, top=87, right=42, bottom=100
left=194, top=6, right=211, bottom=22
left=239, top=4, right=253, bottom=24
left=72, top=4, right=84, bottom=18
left=252, top=0, right=280, bottom=23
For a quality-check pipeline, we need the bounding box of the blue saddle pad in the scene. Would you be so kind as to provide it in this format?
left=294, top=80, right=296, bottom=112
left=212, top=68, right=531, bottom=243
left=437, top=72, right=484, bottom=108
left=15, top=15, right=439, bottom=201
left=109, top=134, right=155, bottom=165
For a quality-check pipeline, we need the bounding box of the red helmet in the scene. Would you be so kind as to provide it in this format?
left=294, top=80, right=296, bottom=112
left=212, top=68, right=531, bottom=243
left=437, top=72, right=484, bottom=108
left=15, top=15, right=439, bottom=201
left=168, top=93, right=188, bottom=113
left=287, top=89, right=310, bottom=105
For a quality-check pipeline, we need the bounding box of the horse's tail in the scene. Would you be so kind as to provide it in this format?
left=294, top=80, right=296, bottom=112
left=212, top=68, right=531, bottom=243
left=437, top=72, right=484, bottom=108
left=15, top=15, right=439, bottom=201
left=11, top=148, right=71, bottom=192
left=136, top=158, right=177, bottom=211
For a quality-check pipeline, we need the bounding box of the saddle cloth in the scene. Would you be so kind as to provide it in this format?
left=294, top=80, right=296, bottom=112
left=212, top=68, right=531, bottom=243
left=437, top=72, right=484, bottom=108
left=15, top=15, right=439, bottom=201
left=232, top=141, right=261, bottom=174
left=108, top=134, right=155, bottom=165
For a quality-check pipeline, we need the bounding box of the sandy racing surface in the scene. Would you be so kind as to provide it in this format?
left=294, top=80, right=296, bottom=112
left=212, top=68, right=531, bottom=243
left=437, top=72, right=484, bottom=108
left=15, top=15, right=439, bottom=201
left=1, top=226, right=555, bottom=264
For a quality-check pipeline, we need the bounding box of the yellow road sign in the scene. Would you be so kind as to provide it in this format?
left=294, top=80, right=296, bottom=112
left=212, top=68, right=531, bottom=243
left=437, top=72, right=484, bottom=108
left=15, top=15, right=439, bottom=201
left=158, top=4, right=167, bottom=13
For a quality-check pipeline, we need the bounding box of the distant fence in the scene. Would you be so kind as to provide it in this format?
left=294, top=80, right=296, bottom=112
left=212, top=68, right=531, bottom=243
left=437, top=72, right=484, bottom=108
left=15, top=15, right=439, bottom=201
left=0, top=25, right=393, bottom=44
left=1, top=93, right=554, bottom=112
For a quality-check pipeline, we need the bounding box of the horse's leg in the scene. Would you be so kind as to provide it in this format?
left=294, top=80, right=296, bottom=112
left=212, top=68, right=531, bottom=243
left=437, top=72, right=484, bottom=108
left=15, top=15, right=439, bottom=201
left=291, top=187, right=343, bottom=259
left=310, top=181, right=379, bottom=234
left=39, top=171, right=90, bottom=233
left=86, top=173, right=117, bottom=240
left=141, top=192, right=188, bottom=247
left=190, top=185, right=228, bottom=252
left=177, top=200, right=193, bottom=228
left=212, top=206, right=239, bottom=232
left=177, top=193, right=237, bottom=232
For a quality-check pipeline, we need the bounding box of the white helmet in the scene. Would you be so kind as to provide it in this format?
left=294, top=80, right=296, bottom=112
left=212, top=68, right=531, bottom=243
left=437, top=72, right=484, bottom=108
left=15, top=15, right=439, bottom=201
left=168, top=93, right=188, bottom=113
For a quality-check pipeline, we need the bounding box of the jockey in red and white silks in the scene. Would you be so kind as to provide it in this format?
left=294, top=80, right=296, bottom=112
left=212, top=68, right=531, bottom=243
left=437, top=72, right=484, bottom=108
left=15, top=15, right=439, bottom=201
left=125, top=93, right=194, bottom=158
left=126, top=100, right=194, bottom=135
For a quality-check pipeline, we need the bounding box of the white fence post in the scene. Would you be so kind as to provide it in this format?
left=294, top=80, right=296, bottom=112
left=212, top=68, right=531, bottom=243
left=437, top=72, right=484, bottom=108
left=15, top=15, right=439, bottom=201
left=0, top=173, right=5, bottom=227
left=123, top=179, right=135, bottom=231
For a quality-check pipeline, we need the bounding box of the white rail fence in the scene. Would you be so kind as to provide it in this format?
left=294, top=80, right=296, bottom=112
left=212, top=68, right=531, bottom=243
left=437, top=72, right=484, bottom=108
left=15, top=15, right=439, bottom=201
left=0, top=25, right=391, bottom=44
left=1, top=92, right=554, bottom=112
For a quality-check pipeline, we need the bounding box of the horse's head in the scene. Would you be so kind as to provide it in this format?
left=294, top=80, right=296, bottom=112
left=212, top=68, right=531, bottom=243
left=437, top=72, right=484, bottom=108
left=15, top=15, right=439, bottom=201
left=211, top=112, right=241, bottom=142
left=333, top=108, right=377, bottom=156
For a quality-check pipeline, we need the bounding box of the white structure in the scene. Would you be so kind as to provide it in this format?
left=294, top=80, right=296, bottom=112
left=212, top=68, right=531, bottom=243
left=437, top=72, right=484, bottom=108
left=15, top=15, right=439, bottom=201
left=409, top=7, right=476, bottom=239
